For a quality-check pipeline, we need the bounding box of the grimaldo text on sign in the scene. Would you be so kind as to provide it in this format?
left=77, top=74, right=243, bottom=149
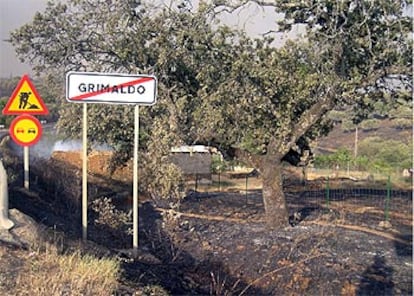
left=66, top=72, right=157, bottom=105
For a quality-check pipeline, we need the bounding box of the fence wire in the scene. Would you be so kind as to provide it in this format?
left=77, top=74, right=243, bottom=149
left=193, top=173, right=412, bottom=228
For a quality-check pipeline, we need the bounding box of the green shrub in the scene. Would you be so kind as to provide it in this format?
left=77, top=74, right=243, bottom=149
left=315, top=137, right=412, bottom=174
left=313, top=148, right=352, bottom=169
left=327, top=110, right=348, bottom=122
left=388, top=105, right=412, bottom=119
left=92, top=197, right=131, bottom=236
left=358, top=137, right=412, bottom=173
left=360, top=119, right=380, bottom=131
left=391, top=118, right=412, bottom=130
left=211, top=154, right=227, bottom=173
left=341, top=120, right=356, bottom=132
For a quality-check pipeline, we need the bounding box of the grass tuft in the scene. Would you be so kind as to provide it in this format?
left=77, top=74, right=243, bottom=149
left=14, top=247, right=120, bottom=296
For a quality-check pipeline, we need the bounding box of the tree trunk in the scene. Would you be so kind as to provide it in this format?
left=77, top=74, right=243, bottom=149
left=261, top=156, right=289, bottom=229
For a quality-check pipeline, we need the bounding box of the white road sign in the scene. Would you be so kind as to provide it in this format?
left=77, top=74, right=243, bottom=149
left=66, top=71, right=157, bottom=105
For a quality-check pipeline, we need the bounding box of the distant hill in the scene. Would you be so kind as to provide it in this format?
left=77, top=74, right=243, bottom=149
left=315, top=119, right=412, bottom=155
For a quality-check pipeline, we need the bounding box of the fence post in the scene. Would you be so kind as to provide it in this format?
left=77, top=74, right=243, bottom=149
left=385, top=175, right=391, bottom=222
left=325, top=177, right=330, bottom=210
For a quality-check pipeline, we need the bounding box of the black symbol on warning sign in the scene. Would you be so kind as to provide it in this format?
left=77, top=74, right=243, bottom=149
left=19, top=91, right=39, bottom=110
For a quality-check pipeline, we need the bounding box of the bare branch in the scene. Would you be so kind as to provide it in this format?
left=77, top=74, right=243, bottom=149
left=277, top=86, right=337, bottom=156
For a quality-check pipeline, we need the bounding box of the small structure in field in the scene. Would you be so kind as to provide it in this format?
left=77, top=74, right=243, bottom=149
left=170, top=145, right=212, bottom=183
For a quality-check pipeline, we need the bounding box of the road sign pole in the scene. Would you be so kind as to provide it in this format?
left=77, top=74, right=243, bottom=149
left=82, top=103, right=88, bottom=242
left=133, top=105, right=139, bottom=256
left=24, top=146, right=29, bottom=190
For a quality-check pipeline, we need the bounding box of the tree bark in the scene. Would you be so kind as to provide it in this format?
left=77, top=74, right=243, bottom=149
left=261, top=156, right=289, bottom=229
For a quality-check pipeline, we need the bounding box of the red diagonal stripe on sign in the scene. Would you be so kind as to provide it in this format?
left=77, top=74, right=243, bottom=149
left=70, top=77, right=154, bottom=101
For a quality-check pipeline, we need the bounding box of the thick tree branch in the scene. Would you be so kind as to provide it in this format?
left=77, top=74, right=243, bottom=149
left=279, top=86, right=337, bottom=157
left=232, top=148, right=263, bottom=169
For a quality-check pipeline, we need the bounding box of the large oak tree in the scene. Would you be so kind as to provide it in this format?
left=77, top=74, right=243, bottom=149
left=199, top=0, right=412, bottom=227
left=10, top=0, right=412, bottom=228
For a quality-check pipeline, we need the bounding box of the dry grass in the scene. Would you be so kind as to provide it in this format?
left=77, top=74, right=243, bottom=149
left=12, top=245, right=120, bottom=296
left=308, top=169, right=412, bottom=190
left=193, top=175, right=263, bottom=193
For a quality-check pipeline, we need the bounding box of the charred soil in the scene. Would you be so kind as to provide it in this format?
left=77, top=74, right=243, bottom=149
left=1, top=150, right=412, bottom=295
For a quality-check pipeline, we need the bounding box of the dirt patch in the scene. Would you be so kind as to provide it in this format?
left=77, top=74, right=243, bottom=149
left=51, top=150, right=133, bottom=182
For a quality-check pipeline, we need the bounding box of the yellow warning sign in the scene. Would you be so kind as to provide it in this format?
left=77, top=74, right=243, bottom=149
left=2, top=74, right=49, bottom=115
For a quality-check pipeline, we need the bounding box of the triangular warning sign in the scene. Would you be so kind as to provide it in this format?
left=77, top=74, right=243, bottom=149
left=2, top=74, right=49, bottom=115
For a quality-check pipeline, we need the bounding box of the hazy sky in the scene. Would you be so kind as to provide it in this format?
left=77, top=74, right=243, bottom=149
left=0, top=0, right=299, bottom=78
left=0, top=0, right=47, bottom=77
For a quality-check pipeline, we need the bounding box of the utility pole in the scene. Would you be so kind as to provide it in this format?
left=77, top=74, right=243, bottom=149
left=354, top=126, right=358, bottom=159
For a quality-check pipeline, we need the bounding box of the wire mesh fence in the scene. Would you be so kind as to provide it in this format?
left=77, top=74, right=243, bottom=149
left=188, top=170, right=412, bottom=229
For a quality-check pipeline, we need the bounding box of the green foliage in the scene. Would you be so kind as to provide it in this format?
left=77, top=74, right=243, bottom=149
left=341, top=120, right=357, bottom=132
left=327, top=110, right=348, bottom=123
left=359, top=119, right=380, bottom=131
left=390, top=118, right=412, bottom=130
left=34, top=74, right=64, bottom=122
left=11, top=0, right=412, bottom=159
left=8, top=0, right=413, bottom=220
left=354, top=155, right=370, bottom=171
left=140, top=119, right=185, bottom=203
left=388, top=105, right=413, bottom=119
left=92, top=197, right=131, bottom=236
left=316, top=137, right=413, bottom=174
left=276, top=0, right=412, bottom=123
left=358, top=137, right=412, bottom=173
left=314, top=148, right=352, bottom=169
left=0, top=98, right=9, bottom=126
left=0, top=77, right=20, bottom=97
left=211, top=154, right=227, bottom=174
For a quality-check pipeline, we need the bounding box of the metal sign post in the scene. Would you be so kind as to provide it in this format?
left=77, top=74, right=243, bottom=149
left=24, top=147, right=29, bottom=189
left=8, top=114, right=43, bottom=190
left=82, top=104, right=88, bottom=241
left=133, top=105, right=139, bottom=255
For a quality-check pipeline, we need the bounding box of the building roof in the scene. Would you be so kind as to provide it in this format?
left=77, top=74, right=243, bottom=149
left=171, top=145, right=210, bottom=153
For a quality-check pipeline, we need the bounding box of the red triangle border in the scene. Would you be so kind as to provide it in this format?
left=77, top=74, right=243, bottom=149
left=2, top=74, right=49, bottom=115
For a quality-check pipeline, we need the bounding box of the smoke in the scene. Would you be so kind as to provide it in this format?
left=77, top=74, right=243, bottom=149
left=2, top=127, right=111, bottom=160
left=51, top=140, right=112, bottom=152
left=31, top=139, right=112, bottom=159
left=52, top=140, right=83, bottom=152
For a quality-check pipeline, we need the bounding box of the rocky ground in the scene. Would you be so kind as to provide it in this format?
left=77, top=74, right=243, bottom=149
left=1, top=149, right=412, bottom=295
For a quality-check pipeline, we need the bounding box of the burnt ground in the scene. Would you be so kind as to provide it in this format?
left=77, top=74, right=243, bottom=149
left=1, top=150, right=413, bottom=296
left=149, top=190, right=412, bottom=295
